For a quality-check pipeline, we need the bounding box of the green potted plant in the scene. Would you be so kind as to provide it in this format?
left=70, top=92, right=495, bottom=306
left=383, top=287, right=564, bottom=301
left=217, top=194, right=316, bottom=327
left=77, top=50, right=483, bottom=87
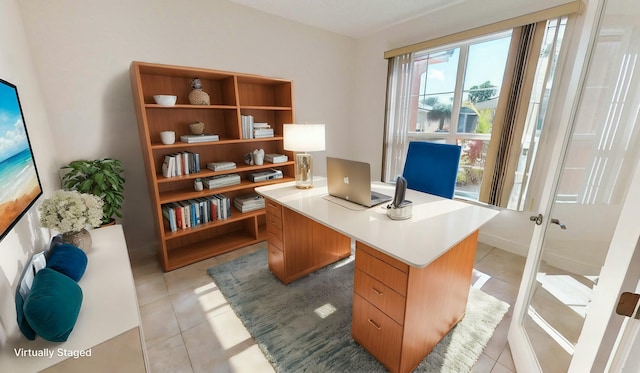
left=60, top=158, right=125, bottom=225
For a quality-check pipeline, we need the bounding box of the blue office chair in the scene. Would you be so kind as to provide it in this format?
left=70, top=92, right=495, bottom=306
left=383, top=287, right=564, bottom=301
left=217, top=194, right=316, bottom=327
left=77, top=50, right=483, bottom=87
left=402, top=141, right=462, bottom=199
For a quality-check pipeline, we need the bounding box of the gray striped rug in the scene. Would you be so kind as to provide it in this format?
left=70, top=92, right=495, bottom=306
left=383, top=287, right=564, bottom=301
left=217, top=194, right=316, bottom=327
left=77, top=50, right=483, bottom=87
left=208, top=248, right=509, bottom=372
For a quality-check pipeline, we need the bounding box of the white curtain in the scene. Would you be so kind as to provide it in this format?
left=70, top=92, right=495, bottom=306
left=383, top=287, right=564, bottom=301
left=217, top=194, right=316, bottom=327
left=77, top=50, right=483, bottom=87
left=382, top=53, right=414, bottom=183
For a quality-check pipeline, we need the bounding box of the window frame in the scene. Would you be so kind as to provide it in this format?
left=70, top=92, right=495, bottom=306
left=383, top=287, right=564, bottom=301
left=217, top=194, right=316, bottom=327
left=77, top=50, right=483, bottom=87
left=382, top=10, right=576, bottom=208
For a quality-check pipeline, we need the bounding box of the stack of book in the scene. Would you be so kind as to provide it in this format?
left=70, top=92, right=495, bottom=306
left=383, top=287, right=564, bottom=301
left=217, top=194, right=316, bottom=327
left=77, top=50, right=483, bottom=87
left=162, top=151, right=200, bottom=177
left=233, top=193, right=265, bottom=213
left=265, top=153, right=288, bottom=163
left=180, top=133, right=219, bottom=143
left=202, top=174, right=241, bottom=189
left=253, top=123, right=274, bottom=138
left=161, top=194, right=231, bottom=232
left=206, top=161, right=236, bottom=171
left=241, top=115, right=254, bottom=139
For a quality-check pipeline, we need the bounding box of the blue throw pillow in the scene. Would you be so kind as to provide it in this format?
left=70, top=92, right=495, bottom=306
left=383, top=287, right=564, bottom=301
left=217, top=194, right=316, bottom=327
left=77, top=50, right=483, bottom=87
left=46, top=243, right=88, bottom=282
left=23, top=268, right=83, bottom=342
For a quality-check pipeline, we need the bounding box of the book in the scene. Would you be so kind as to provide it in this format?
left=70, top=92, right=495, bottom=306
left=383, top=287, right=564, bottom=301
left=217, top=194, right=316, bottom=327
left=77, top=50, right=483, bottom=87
left=162, top=204, right=177, bottom=232
left=206, top=161, right=237, bottom=171
left=162, top=155, right=176, bottom=177
left=180, top=134, right=219, bottom=143
left=202, top=174, right=241, bottom=189
left=265, top=154, right=288, bottom=163
left=233, top=193, right=265, bottom=213
left=253, top=122, right=270, bottom=129
left=253, top=128, right=274, bottom=138
left=241, top=115, right=254, bottom=139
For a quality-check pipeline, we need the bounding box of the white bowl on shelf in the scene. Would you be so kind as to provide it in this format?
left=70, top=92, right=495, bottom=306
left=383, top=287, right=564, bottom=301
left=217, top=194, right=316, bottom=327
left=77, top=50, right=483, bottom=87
left=153, top=95, right=177, bottom=106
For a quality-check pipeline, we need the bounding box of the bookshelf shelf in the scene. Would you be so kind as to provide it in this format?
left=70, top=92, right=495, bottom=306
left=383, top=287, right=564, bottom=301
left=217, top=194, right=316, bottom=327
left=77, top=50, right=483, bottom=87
left=130, top=61, right=294, bottom=271
left=155, top=161, right=295, bottom=184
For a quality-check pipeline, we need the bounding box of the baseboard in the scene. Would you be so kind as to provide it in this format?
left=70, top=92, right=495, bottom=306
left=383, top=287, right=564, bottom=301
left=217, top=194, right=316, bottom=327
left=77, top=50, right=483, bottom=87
left=479, top=231, right=602, bottom=275
left=478, top=231, right=528, bottom=257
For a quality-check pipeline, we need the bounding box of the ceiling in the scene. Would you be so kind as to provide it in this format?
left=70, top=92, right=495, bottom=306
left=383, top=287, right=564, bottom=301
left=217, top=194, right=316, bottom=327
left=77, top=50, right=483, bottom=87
left=228, top=0, right=467, bottom=38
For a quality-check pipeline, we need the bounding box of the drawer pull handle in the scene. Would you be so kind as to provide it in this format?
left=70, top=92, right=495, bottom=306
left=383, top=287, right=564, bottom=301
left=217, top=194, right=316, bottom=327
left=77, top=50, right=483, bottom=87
left=368, top=319, right=381, bottom=330
left=371, top=287, right=383, bottom=296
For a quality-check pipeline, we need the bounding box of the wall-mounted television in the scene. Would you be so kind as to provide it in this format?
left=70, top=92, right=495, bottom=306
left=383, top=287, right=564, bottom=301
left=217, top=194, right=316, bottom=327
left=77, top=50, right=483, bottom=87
left=0, top=78, right=43, bottom=242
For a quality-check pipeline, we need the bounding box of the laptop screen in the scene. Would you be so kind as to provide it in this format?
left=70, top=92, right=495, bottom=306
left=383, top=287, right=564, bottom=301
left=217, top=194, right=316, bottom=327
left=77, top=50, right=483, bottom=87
left=326, top=157, right=390, bottom=207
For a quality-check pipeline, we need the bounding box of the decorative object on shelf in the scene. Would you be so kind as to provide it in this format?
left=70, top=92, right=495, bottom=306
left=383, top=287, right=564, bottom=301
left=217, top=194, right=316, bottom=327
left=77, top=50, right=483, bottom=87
left=160, top=130, right=175, bottom=145
left=284, top=124, right=326, bottom=189
left=153, top=95, right=177, bottom=106
left=60, top=158, right=125, bottom=225
left=38, top=190, right=103, bottom=252
left=188, top=78, right=210, bottom=105
left=252, top=149, right=265, bottom=165
left=244, top=152, right=254, bottom=165
left=189, top=121, right=205, bottom=135
left=194, top=178, right=203, bottom=192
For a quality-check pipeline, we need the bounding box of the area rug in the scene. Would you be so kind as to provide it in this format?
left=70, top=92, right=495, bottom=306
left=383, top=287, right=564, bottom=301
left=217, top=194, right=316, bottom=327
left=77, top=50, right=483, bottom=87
left=208, top=248, right=509, bottom=372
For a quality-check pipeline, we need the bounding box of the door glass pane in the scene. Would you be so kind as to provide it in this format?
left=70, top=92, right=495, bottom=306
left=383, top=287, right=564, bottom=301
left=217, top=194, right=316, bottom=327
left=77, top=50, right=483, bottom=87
left=522, top=14, right=640, bottom=372
left=509, top=19, right=568, bottom=210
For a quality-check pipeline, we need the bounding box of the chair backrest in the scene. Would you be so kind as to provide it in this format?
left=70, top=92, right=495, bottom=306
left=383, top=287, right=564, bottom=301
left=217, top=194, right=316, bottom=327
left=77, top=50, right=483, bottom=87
left=401, top=141, right=462, bottom=199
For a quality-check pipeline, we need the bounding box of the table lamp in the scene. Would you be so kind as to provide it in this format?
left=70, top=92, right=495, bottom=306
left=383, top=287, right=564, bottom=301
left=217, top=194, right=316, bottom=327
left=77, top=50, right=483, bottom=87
left=284, top=124, right=325, bottom=189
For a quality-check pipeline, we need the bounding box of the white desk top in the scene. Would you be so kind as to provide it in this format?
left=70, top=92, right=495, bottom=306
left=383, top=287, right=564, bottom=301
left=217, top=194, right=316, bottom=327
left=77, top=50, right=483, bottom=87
left=256, top=178, right=499, bottom=268
left=0, top=225, right=141, bottom=372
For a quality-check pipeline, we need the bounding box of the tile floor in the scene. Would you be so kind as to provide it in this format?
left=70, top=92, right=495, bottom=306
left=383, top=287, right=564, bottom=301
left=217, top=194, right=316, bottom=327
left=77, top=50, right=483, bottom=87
left=129, top=241, right=526, bottom=373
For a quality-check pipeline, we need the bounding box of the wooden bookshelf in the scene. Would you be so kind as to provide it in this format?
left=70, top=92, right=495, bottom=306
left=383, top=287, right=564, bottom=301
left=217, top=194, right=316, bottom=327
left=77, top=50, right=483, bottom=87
left=129, top=61, right=294, bottom=271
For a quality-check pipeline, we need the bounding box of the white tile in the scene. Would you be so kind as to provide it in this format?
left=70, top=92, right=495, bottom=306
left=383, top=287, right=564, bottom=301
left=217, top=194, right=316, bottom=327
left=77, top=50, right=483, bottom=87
left=170, top=282, right=232, bottom=332
left=146, top=334, right=193, bottom=373
left=140, top=297, right=181, bottom=347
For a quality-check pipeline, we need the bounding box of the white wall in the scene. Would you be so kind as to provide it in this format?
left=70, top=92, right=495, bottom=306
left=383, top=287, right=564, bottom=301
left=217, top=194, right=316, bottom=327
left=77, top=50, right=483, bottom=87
left=17, top=0, right=356, bottom=250
left=0, top=0, right=60, bottom=344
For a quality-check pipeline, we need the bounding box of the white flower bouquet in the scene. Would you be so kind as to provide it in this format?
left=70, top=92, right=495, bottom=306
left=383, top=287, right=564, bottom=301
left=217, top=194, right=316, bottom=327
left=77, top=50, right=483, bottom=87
left=39, top=190, right=104, bottom=233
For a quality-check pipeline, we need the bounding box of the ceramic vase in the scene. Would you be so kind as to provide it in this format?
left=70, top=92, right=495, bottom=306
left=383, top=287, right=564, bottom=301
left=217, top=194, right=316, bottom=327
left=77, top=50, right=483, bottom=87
left=62, top=228, right=92, bottom=253
left=188, top=78, right=210, bottom=105
left=189, top=121, right=205, bottom=135
left=253, top=149, right=265, bottom=165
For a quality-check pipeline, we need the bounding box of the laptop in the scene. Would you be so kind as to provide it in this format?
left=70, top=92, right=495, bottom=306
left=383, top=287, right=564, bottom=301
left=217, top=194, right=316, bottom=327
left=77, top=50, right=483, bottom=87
left=326, top=157, right=392, bottom=207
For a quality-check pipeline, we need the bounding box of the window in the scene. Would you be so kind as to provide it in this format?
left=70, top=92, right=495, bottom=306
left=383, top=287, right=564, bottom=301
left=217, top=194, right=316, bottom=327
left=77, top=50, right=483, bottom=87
left=383, top=16, right=570, bottom=210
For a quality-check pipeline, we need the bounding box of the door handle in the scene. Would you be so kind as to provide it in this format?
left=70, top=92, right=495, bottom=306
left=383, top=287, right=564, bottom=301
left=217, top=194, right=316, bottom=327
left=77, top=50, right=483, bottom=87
left=616, top=292, right=640, bottom=318
left=529, top=214, right=543, bottom=225
left=551, top=218, right=567, bottom=229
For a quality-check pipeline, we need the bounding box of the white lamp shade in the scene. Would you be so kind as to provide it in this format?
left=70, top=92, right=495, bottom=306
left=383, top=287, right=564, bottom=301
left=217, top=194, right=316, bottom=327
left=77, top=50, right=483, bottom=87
left=283, top=124, right=326, bottom=152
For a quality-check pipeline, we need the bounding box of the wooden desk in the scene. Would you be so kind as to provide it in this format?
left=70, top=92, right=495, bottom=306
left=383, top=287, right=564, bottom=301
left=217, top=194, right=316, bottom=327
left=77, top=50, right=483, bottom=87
left=256, top=179, right=498, bottom=373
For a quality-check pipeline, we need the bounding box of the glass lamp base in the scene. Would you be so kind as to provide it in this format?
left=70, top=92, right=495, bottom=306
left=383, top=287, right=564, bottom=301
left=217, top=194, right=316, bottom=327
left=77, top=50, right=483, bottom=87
left=295, top=153, right=314, bottom=189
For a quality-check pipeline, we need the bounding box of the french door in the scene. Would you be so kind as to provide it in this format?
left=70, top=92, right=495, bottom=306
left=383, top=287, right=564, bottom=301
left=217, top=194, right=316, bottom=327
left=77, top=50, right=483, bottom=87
left=508, top=0, right=640, bottom=371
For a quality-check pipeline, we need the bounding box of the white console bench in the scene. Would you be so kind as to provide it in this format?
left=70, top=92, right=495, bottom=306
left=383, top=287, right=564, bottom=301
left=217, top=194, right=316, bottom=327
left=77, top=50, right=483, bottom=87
left=0, top=225, right=147, bottom=372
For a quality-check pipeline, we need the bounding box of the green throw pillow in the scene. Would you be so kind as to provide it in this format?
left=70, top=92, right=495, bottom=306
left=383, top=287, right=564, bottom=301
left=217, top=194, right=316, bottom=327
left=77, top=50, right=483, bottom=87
left=23, top=268, right=83, bottom=342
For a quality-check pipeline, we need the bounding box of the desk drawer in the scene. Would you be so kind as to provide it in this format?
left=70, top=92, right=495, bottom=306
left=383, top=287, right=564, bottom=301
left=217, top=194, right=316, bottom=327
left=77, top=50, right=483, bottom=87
left=266, top=211, right=282, bottom=230
left=265, top=199, right=282, bottom=219
left=267, top=229, right=283, bottom=251
left=268, top=244, right=284, bottom=279
left=352, top=293, right=402, bottom=372
left=267, top=220, right=283, bottom=242
left=355, top=248, right=408, bottom=297
left=354, top=269, right=405, bottom=325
